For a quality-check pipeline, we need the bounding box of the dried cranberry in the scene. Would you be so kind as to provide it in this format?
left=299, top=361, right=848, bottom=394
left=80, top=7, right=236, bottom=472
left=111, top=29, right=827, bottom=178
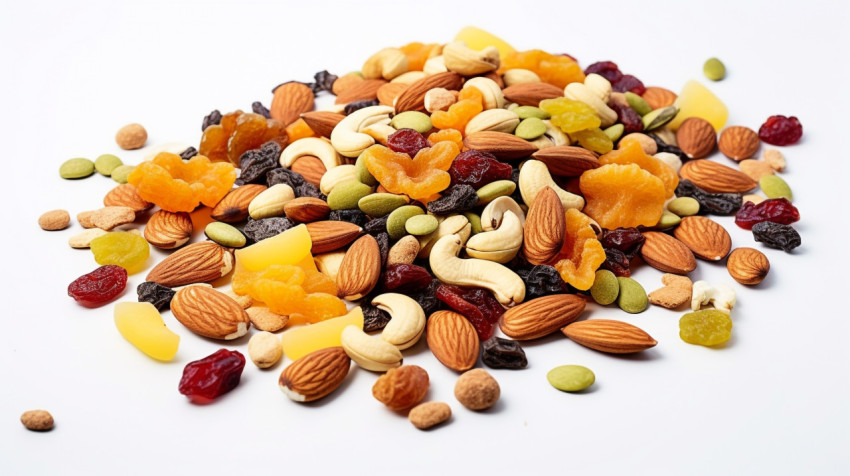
left=383, top=263, right=432, bottom=293
left=68, top=265, right=128, bottom=307
left=449, top=149, right=513, bottom=188
left=735, top=198, right=800, bottom=230
left=178, top=349, right=246, bottom=404
left=584, top=61, right=622, bottom=83
left=609, top=102, right=643, bottom=134
left=436, top=284, right=505, bottom=341
left=758, top=115, right=803, bottom=146
left=612, top=74, right=646, bottom=95
left=387, top=128, right=429, bottom=157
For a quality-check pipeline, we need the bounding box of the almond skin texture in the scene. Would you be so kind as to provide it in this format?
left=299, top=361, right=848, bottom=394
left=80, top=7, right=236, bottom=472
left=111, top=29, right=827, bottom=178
left=676, top=117, right=717, bottom=159
left=718, top=125, right=760, bottom=161
left=335, top=235, right=381, bottom=301
left=562, top=319, right=657, bottom=353
left=306, top=221, right=363, bottom=254
left=270, top=82, right=315, bottom=127
left=523, top=186, right=565, bottom=265
left=372, top=365, right=429, bottom=410
left=283, top=196, right=331, bottom=223
left=502, top=82, right=564, bottom=106
left=727, top=247, right=770, bottom=285
left=290, top=156, right=327, bottom=188
left=679, top=159, right=757, bottom=194
left=394, top=72, right=464, bottom=113
left=531, top=146, right=600, bottom=177
left=674, top=216, right=732, bottom=261
left=146, top=241, right=233, bottom=287
left=171, top=286, right=250, bottom=340
left=463, top=131, right=538, bottom=160
left=427, top=310, right=479, bottom=371
left=377, top=82, right=408, bottom=107
left=640, top=231, right=697, bottom=274
left=300, top=111, right=345, bottom=139
left=500, top=294, right=586, bottom=340
left=335, top=78, right=387, bottom=105
left=144, top=210, right=193, bottom=249
left=103, top=183, right=152, bottom=212
left=641, top=87, right=677, bottom=109
left=279, top=347, right=351, bottom=403
left=210, top=184, right=268, bottom=223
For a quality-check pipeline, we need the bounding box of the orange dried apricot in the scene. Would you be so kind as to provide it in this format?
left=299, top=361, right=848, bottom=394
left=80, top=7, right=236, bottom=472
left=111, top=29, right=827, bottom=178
left=431, top=87, right=483, bottom=135
left=400, top=42, right=440, bottom=71
left=428, top=128, right=464, bottom=149
left=579, top=163, right=666, bottom=229
left=199, top=111, right=288, bottom=166
left=284, top=118, right=317, bottom=142
left=500, top=50, right=585, bottom=89
left=362, top=141, right=459, bottom=201
left=554, top=209, right=606, bottom=291
left=128, top=153, right=236, bottom=213
left=599, top=140, right=678, bottom=197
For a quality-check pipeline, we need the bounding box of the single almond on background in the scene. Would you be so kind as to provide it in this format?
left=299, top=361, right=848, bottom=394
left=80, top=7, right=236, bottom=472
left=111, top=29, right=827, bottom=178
left=306, top=221, right=363, bottom=254
left=531, top=146, right=600, bottom=177
left=427, top=310, right=479, bottom=371
left=463, top=131, right=538, bottom=160
left=394, top=72, right=464, bottom=113
left=290, top=156, right=327, bottom=187
left=270, top=81, right=315, bottom=127
left=103, top=183, right=152, bottom=212
left=210, top=184, right=268, bottom=223
left=562, top=319, right=657, bottom=354
left=726, top=247, right=770, bottom=285
left=144, top=210, right=193, bottom=249
left=300, top=111, right=345, bottom=139
left=676, top=117, right=717, bottom=159
left=334, top=78, right=387, bottom=105
left=335, top=234, right=381, bottom=301
left=640, top=231, right=697, bottom=274
left=377, top=82, right=409, bottom=107
left=679, top=159, right=757, bottom=193
left=500, top=294, right=586, bottom=340
left=170, top=285, right=251, bottom=340
left=502, top=82, right=564, bottom=106
left=641, top=86, right=677, bottom=109
left=522, top=186, right=565, bottom=265
left=674, top=216, right=732, bottom=261
left=279, top=347, right=351, bottom=402
left=146, top=241, right=233, bottom=287
left=283, top=196, right=331, bottom=223
left=718, top=125, right=760, bottom=161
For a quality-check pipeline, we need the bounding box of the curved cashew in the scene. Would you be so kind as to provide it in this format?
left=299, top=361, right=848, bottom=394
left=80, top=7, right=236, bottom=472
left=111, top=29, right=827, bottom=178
left=418, top=214, right=471, bottom=258
left=464, top=109, right=520, bottom=135
left=361, top=122, right=396, bottom=146
left=248, top=184, right=295, bottom=219
left=530, top=120, right=569, bottom=150
left=503, top=68, right=540, bottom=87
left=330, top=105, right=394, bottom=157
left=391, top=71, right=427, bottom=85
left=430, top=233, right=525, bottom=306
left=442, top=41, right=500, bottom=76
left=423, top=55, right=447, bottom=75
left=584, top=73, right=612, bottom=103
left=279, top=137, right=342, bottom=171
left=373, top=293, right=426, bottom=350
left=691, top=281, right=736, bottom=314
left=481, top=196, right=525, bottom=231
left=465, top=210, right=523, bottom=263
left=340, top=325, right=403, bottom=372
left=319, top=164, right=358, bottom=196
left=564, top=82, right=617, bottom=128
left=463, top=77, right=506, bottom=110
left=362, top=47, right=409, bottom=81
left=519, top=160, right=584, bottom=211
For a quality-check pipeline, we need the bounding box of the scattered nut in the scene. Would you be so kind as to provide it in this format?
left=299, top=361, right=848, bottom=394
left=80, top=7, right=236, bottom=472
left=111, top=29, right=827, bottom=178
left=691, top=281, right=736, bottom=314
left=38, top=209, right=70, bottom=231
left=372, top=365, right=429, bottom=410
left=764, top=149, right=786, bottom=171
left=454, top=368, right=500, bottom=411
left=68, top=228, right=108, bottom=248
left=648, top=273, right=693, bottom=309
left=423, top=88, right=458, bottom=113
left=248, top=331, right=283, bottom=369
left=409, top=401, right=451, bottom=430
left=21, top=410, right=54, bottom=431
left=246, top=306, right=288, bottom=332
left=115, top=123, right=148, bottom=150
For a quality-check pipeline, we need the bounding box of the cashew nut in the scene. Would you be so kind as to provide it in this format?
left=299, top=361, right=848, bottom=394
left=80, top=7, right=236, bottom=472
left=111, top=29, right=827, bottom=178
left=691, top=281, right=736, bottom=314
left=442, top=41, right=500, bottom=76
left=248, top=183, right=295, bottom=219
left=654, top=151, right=682, bottom=173
left=313, top=251, right=346, bottom=281
left=583, top=73, right=612, bottom=103
left=319, top=164, right=358, bottom=196
left=529, top=120, right=569, bottom=150
left=503, top=68, right=541, bottom=87
left=464, top=109, right=520, bottom=135
left=564, top=82, right=617, bottom=128
left=518, top=160, right=584, bottom=211
left=463, top=77, right=506, bottom=110
left=330, top=105, right=394, bottom=157
left=340, top=325, right=403, bottom=372
left=279, top=137, right=342, bottom=171
left=429, top=233, right=525, bottom=306
left=465, top=210, right=523, bottom=263
left=361, top=122, right=396, bottom=146
left=391, top=71, right=427, bottom=85
left=417, top=214, right=471, bottom=259
left=480, top=196, right=526, bottom=231
left=362, top=47, right=409, bottom=81
left=373, top=293, right=426, bottom=350
left=423, top=55, right=448, bottom=75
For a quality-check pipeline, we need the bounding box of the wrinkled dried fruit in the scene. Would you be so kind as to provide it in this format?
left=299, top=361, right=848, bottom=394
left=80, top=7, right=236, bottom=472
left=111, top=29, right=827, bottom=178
left=449, top=150, right=513, bottom=188
left=516, top=265, right=569, bottom=300
left=387, top=128, right=430, bottom=157
left=372, top=365, right=430, bottom=410
left=178, top=349, right=246, bottom=403
left=426, top=184, right=478, bottom=215
left=137, top=281, right=176, bottom=311
left=383, top=263, right=433, bottom=293
left=436, top=284, right=505, bottom=341
left=679, top=309, right=732, bottom=346
left=752, top=221, right=801, bottom=252
left=68, top=265, right=128, bottom=307
left=481, top=336, right=528, bottom=369
left=242, top=217, right=295, bottom=243
left=675, top=180, right=742, bottom=215
left=758, top=115, right=803, bottom=146
left=735, top=198, right=799, bottom=230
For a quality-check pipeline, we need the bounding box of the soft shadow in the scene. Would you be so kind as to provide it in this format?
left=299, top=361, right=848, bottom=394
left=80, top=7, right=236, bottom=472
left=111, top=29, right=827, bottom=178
left=603, top=348, right=663, bottom=362
left=302, top=366, right=363, bottom=408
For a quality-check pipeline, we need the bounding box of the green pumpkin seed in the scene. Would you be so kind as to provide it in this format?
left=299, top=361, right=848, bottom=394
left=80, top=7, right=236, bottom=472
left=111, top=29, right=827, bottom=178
left=625, top=92, right=651, bottom=116
left=515, top=117, right=547, bottom=140
left=386, top=205, right=425, bottom=239
left=476, top=180, right=516, bottom=205
left=642, top=106, right=679, bottom=131
left=464, top=212, right=483, bottom=235
left=667, top=197, right=700, bottom=216
left=590, top=269, right=619, bottom=305
left=513, top=105, right=550, bottom=120
left=658, top=210, right=681, bottom=228
left=355, top=154, right=378, bottom=186
left=759, top=175, right=793, bottom=201
left=405, top=214, right=439, bottom=236
left=703, top=57, right=726, bottom=81
left=327, top=180, right=372, bottom=211
left=111, top=165, right=136, bottom=184
left=94, top=154, right=123, bottom=176
left=204, top=222, right=246, bottom=248
left=617, top=277, right=648, bottom=313
left=358, top=193, right=408, bottom=217
left=390, top=111, right=432, bottom=134
left=603, top=124, right=625, bottom=142
left=547, top=365, right=595, bottom=392
left=59, top=158, right=95, bottom=179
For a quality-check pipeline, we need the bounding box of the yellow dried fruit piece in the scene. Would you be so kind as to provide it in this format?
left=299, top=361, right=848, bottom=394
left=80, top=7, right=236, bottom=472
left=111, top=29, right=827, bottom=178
left=280, top=307, right=364, bottom=361
left=114, top=302, right=180, bottom=361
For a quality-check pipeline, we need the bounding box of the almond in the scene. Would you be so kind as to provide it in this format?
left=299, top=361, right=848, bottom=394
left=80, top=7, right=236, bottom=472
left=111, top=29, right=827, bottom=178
left=270, top=82, right=315, bottom=127
left=331, top=73, right=364, bottom=96
left=562, top=319, right=657, bottom=353
left=500, top=294, right=586, bottom=340
left=426, top=310, right=479, bottom=372
left=674, top=216, right=731, bottom=261
left=279, top=347, right=351, bottom=402
left=718, top=125, right=760, bottom=161
left=377, top=82, right=408, bottom=107
left=522, top=187, right=565, bottom=265
left=335, top=235, right=381, bottom=300
left=305, top=220, right=363, bottom=254
left=726, top=247, right=770, bottom=285
left=502, top=82, right=564, bottom=106
left=463, top=131, right=538, bottom=160
left=146, top=241, right=233, bottom=287
left=640, top=231, right=697, bottom=274
left=170, top=286, right=250, bottom=340
left=300, top=111, right=345, bottom=139
left=641, top=86, right=677, bottom=109
left=394, top=72, right=464, bottom=113
left=103, top=183, right=152, bottom=212
left=144, top=210, right=193, bottom=249
left=679, top=159, right=757, bottom=193
left=675, top=117, right=717, bottom=159
left=531, top=146, right=600, bottom=176
left=283, top=196, right=331, bottom=223
left=334, top=78, right=387, bottom=105
left=210, top=184, right=268, bottom=223
left=290, top=155, right=327, bottom=187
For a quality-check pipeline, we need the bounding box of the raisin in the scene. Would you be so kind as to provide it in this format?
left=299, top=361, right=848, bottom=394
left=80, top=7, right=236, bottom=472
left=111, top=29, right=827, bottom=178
left=612, top=74, right=646, bottom=95
left=387, top=129, right=430, bottom=157
left=675, top=180, right=742, bottom=215
left=239, top=141, right=281, bottom=184
left=584, top=61, right=623, bottom=83
left=481, top=336, right=528, bottom=370
left=602, top=248, right=632, bottom=277
left=375, top=232, right=389, bottom=268
left=329, top=209, right=369, bottom=227
left=362, top=304, right=392, bottom=332
left=202, top=109, right=222, bottom=131
left=427, top=184, right=479, bottom=215
left=758, top=115, right=803, bottom=146
left=179, top=146, right=198, bottom=161
left=516, top=265, right=569, bottom=300
left=295, top=182, right=323, bottom=199
left=67, top=265, right=128, bottom=307
left=649, top=134, right=689, bottom=162
left=735, top=198, right=800, bottom=230
left=178, top=349, right=246, bottom=403
left=242, top=217, right=294, bottom=243
left=408, top=280, right=441, bottom=315
left=383, top=264, right=433, bottom=293
left=137, top=281, right=176, bottom=311
left=265, top=167, right=305, bottom=189
left=252, top=101, right=271, bottom=119
left=609, top=102, right=643, bottom=134
left=448, top=150, right=513, bottom=188
left=752, top=222, right=801, bottom=252
left=310, top=70, right=338, bottom=94
left=344, top=99, right=380, bottom=115
left=435, top=284, right=505, bottom=341
left=598, top=227, right=645, bottom=277
left=365, top=216, right=390, bottom=236
left=509, top=167, right=523, bottom=203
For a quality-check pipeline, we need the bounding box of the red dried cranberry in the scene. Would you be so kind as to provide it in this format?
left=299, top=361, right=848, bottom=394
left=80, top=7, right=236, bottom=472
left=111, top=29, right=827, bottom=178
left=387, top=128, right=429, bottom=157
left=758, top=115, right=803, bottom=146
left=68, top=265, right=128, bottom=307
left=584, top=61, right=623, bottom=83
left=449, top=150, right=513, bottom=188
left=383, top=263, right=433, bottom=293
left=734, top=198, right=800, bottom=230
left=435, top=284, right=505, bottom=341
left=609, top=102, right=643, bottom=134
left=178, top=349, right=245, bottom=404
left=612, top=74, right=646, bottom=95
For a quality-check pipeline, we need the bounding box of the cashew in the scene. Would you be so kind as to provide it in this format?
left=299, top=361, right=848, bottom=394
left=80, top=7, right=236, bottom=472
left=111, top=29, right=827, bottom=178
left=530, top=120, right=569, bottom=149
left=248, top=184, right=295, bottom=219
left=330, top=105, right=394, bottom=157
left=583, top=73, right=612, bottom=103
left=464, top=109, right=520, bottom=135
left=279, top=137, right=342, bottom=171
left=654, top=151, right=682, bottom=173
left=362, top=47, right=409, bottom=81
left=465, top=210, right=523, bottom=263
left=480, top=196, right=525, bottom=231
left=391, top=71, right=427, bottom=85
left=430, top=233, right=525, bottom=306
left=564, top=82, right=617, bottom=128
left=691, top=281, right=736, bottom=314
left=518, top=160, right=584, bottom=211
left=340, top=325, right=403, bottom=372
left=361, top=122, right=396, bottom=146
left=373, top=293, right=426, bottom=350
left=503, top=68, right=541, bottom=86
left=314, top=251, right=346, bottom=281
left=417, top=214, right=471, bottom=259
left=423, top=55, right=447, bottom=75
left=442, top=41, right=500, bottom=76
left=319, top=164, right=359, bottom=196
left=463, top=77, right=506, bottom=110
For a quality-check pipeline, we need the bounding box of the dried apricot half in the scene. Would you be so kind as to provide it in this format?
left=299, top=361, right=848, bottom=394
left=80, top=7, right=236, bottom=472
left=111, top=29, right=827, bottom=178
left=579, top=163, right=666, bottom=229
left=599, top=140, right=679, bottom=198
left=554, top=209, right=606, bottom=291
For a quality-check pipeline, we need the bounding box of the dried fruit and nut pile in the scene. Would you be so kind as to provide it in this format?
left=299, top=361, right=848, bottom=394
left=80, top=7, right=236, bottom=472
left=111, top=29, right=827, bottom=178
left=43, top=27, right=803, bottom=431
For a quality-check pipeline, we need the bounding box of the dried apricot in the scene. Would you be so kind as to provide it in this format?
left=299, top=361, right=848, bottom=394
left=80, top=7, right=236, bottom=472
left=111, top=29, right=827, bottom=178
left=199, top=111, right=288, bottom=166
left=553, top=209, right=606, bottom=291
left=599, top=140, right=679, bottom=197
left=362, top=142, right=459, bottom=201
left=400, top=42, right=439, bottom=71
left=500, top=50, right=585, bottom=88
left=431, top=87, right=483, bottom=135
left=128, top=153, right=236, bottom=213
left=579, top=163, right=666, bottom=229
left=428, top=128, right=464, bottom=149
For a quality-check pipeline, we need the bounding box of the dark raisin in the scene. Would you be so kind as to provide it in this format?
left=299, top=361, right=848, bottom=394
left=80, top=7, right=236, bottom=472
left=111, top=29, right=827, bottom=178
left=344, top=99, right=380, bottom=115
left=602, top=248, right=632, bottom=277
left=648, top=133, right=689, bottom=162
left=448, top=150, right=513, bottom=188
left=137, top=281, right=176, bottom=311
left=481, top=336, right=528, bottom=369
left=295, top=182, right=323, bottom=199
left=252, top=101, right=271, bottom=119
left=735, top=198, right=800, bottom=230
left=362, top=304, right=392, bottom=332
left=242, top=217, right=294, bottom=243
left=408, top=280, right=441, bottom=315
left=612, top=74, right=646, bottom=95
left=375, top=232, right=389, bottom=268
left=178, top=349, right=245, bottom=403
left=427, top=184, right=479, bottom=215
left=266, top=167, right=305, bottom=189
left=509, top=167, right=523, bottom=203
left=313, top=70, right=338, bottom=94
left=584, top=61, right=623, bottom=83
left=239, top=141, right=282, bottom=184
left=67, top=265, right=128, bottom=307
left=329, top=209, right=369, bottom=227
left=383, top=264, right=433, bottom=293
left=758, top=115, right=803, bottom=146
left=387, top=129, right=430, bottom=157
left=752, top=222, right=801, bottom=252
left=202, top=109, right=222, bottom=131
left=179, top=146, right=198, bottom=161
left=516, top=265, right=569, bottom=300
left=365, top=216, right=390, bottom=236
left=598, top=227, right=645, bottom=276
left=436, top=284, right=505, bottom=341
left=675, top=180, right=742, bottom=215
left=609, top=102, right=643, bottom=134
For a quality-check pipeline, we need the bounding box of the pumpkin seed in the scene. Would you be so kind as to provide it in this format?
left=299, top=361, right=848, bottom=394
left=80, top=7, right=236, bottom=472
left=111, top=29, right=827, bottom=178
left=59, top=158, right=95, bottom=179
left=547, top=365, right=595, bottom=392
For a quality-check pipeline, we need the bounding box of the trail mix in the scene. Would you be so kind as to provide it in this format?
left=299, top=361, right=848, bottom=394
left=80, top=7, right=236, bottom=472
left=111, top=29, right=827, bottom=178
left=46, top=27, right=803, bottom=430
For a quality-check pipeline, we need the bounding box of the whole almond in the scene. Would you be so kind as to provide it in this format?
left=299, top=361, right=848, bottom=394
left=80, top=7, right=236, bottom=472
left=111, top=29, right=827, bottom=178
left=531, top=146, right=600, bottom=177
left=718, top=126, right=760, bottom=161
left=502, top=82, right=564, bottom=106
left=305, top=221, right=363, bottom=254
left=426, top=310, right=479, bottom=372
left=271, top=82, right=315, bottom=127
left=335, top=78, right=387, bottom=105
left=640, top=231, right=697, bottom=274
left=523, top=186, right=565, bottom=265
left=641, top=86, right=677, bottom=109
left=283, top=196, right=331, bottom=223
left=103, top=183, right=152, bottom=212
left=679, top=159, right=757, bottom=193
left=146, top=241, right=233, bottom=287
left=279, top=347, right=351, bottom=403
left=300, top=111, right=345, bottom=139
left=676, top=117, right=717, bottom=159
left=463, top=131, right=538, bottom=160
left=335, top=235, right=381, bottom=301
left=144, top=210, right=193, bottom=249
left=210, top=184, right=268, bottom=223
left=170, top=285, right=250, bottom=340
left=377, top=82, right=409, bottom=107
left=726, top=247, right=770, bottom=285
left=562, top=319, right=657, bottom=353
left=331, top=73, right=364, bottom=96
left=290, top=156, right=327, bottom=187
left=394, top=72, right=464, bottom=113
left=500, top=294, right=586, bottom=340
left=674, top=216, right=731, bottom=261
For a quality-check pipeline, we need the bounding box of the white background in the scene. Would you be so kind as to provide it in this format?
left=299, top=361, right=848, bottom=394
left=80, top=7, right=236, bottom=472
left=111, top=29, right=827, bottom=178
left=2, top=0, right=849, bottom=474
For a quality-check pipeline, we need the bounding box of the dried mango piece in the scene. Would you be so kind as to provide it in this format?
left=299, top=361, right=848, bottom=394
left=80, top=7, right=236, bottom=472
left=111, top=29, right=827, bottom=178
left=554, top=209, right=606, bottom=291
left=128, top=153, right=236, bottom=213
left=599, top=140, right=679, bottom=197
left=579, top=163, right=666, bottom=229
left=362, top=141, right=459, bottom=201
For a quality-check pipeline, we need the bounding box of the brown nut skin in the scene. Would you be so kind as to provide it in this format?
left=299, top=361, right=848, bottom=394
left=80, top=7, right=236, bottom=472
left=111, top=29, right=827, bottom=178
left=21, top=410, right=54, bottom=431
left=115, top=123, right=148, bottom=150
left=372, top=365, right=429, bottom=411
left=409, top=402, right=452, bottom=430
left=454, top=368, right=500, bottom=410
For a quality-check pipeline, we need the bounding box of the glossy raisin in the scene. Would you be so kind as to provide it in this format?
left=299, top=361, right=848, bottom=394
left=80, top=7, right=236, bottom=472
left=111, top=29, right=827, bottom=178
left=408, top=280, right=441, bottom=315
left=239, top=141, right=282, bottom=184
left=599, top=227, right=645, bottom=277
left=265, top=166, right=305, bottom=189
left=67, top=265, right=128, bottom=307
left=344, top=99, right=380, bottom=115
left=362, top=304, right=392, bottom=332
left=383, top=264, right=433, bottom=293
left=676, top=180, right=742, bottom=215
left=137, top=281, right=176, bottom=311
left=610, top=102, right=643, bottom=134
left=328, top=209, right=369, bottom=227
left=179, top=146, right=198, bottom=161
left=365, top=216, right=390, bottom=236
left=178, top=349, right=245, bottom=404
left=735, top=198, right=800, bottom=230
left=387, top=128, right=430, bottom=157
left=307, top=70, right=338, bottom=94
left=436, top=284, right=505, bottom=341
left=612, top=74, right=646, bottom=95
left=584, top=61, right=623, bottom=83
left=427, top=184, right=479, bottom=215
left=375, top=232, right=389, bottom=268
left=649, top=134, right=689, bottom=162
left=481, top=336, right=528, bottom=370
left=752, top=222, right=801, bottom=252
left=202, top=109, right=222, bottom=131
left=252, top=101, right=271, bottom=119
left=242, top=217, right=294, bottom=243
left=448, top=150, right=513, bottom=188
left=295, top=182, right=323, bottom=199
left=758, top=115, right=803, bottom=146
left=516, top=265, right=569, bottom=300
